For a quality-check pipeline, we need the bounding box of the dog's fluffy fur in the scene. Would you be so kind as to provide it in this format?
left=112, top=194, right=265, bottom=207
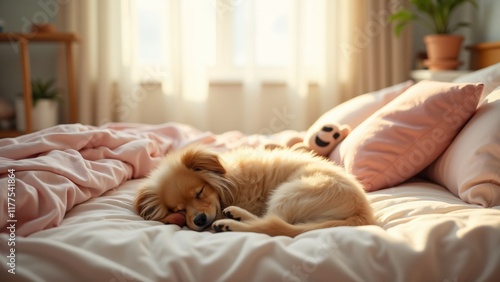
left=135, top=145, right=375, bottom=237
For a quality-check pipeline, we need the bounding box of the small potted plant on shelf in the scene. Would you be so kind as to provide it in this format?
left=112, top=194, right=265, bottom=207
left=16, top=78, right=61, bottom=131
left=389, top=0, right=478, bottom=70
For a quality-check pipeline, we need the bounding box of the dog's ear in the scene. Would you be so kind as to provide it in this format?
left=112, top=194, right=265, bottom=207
left=134, top=185, right=167, bottom=221
left=181, top=147, right=226, bottom=175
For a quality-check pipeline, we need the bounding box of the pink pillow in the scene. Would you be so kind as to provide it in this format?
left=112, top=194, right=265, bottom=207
left=308, top=80, right=414, bottom=131
left=330, top=81, right=484, bottom=192
left=422, top=88, right=500, bottom=207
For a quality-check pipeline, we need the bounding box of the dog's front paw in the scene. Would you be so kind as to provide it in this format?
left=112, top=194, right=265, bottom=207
left=223, top=206, right=242, bottom=221
left=212, top=219, right=234, bottom=232
left=223, top=206, right=257, bottom=222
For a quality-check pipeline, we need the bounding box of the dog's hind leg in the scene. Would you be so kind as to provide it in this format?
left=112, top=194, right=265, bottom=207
left=213, top=215, right=299, bottom=236
left=213, top=167, right=374, bottom=237
left=212, top=214, right=371, bottom=237
left=265, top=174, right=374, bottom=226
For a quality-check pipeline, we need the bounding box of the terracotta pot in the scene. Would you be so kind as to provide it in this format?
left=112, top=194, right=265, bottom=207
left=31, top=23, right=57, bottom=33
left=424, top=35, right=463, bottom=70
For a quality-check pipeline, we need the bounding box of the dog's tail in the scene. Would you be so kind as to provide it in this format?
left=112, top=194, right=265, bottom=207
left=240, top=213, right=374, bottom=238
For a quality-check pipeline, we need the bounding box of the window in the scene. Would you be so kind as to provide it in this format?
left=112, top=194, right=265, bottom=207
left=135, top=0, right=323, bottom=83
left=233, top=0, right=292, bottom=67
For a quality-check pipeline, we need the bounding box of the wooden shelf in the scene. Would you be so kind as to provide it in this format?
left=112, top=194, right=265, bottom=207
left=0, top=32, right=78, bottom=138
left=0, top=32, right=78, bottom=42
left=0, top=130, right=27, bottom=138
left=467, top=41, right=500, bottom=70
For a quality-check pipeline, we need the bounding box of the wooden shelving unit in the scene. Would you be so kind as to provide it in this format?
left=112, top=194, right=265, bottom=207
left=0, top=32, right=78, bottom=138
left=467, top=41, right=500, bottom=70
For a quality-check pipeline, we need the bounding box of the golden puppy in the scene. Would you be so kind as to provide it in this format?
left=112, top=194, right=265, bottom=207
left=135, top=145, right=374, bottom=237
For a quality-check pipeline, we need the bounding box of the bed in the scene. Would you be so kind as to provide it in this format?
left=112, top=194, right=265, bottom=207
left=1, top=64, right=500, bottom=281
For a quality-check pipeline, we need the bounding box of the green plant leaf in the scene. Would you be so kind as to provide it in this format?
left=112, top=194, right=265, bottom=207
left=31, top=77, right=60, bottom=106
left=388, top=9, right=416, bottom=37
left=467, top=0, right=478, bottom=9
left=450, top=21, right=471, bottom=33
left=388, top=9, right=414, bottom=22
left=411, top=0, right=433, bottom=13
left=393, top=22, right=406, bottom=37
left=391, top=0, right=478, bottom=35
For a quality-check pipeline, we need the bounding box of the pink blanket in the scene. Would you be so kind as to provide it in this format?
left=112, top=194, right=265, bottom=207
left=0, top=123, right=299, bottom=236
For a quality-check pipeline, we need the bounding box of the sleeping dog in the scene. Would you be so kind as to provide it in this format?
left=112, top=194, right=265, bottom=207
left=135, top=145, right=374, bottom=237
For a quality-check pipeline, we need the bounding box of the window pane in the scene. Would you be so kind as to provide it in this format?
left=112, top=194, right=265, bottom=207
left=255, top=0, right=290, bottom=67
left=232, top=0, right=291, bottom=67
left=136, top=0, right=168, bottom=66
left=304, top=0, right=322, bottom=67
left=205, top=2, right=216, bottom=67
left=232, top=0, right=247, bottom=67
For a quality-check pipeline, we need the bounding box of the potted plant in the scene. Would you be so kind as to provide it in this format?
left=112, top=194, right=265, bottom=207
left=16, top=78, right=61, bottom=131
left=389, top=0, right=478, bottom=70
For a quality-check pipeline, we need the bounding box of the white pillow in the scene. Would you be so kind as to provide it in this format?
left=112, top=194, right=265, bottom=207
left=453, top=63, right=500, bottom=101
left=422, top=86, right=500, bottom=207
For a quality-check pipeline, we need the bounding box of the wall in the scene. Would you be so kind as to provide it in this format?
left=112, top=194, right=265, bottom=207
left=0, top=0, right=58, bottom=107
left=472, top=0, right=500, bottom=43
left=138, top=82, right=321, bottom=134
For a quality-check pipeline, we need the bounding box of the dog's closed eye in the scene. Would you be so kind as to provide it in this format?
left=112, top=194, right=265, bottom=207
left=195, top=186, right=205, bottom=199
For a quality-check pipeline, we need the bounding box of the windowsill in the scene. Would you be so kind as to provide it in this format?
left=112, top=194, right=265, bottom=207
left=209, top=79, right=287, bottom=86
left=140, top=79, right=320, bottom=88
left=410, top=69, right=471, bottom=82
left=209, top=80, right=320, bottom=87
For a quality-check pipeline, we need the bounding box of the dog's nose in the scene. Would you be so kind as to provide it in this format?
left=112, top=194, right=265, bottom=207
left=194, top=213, right=207, bottom=227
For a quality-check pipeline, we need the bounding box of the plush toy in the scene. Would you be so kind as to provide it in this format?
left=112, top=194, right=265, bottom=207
left=303, top=123, right=350, bottom=156
left=264, top=122, right=351, bottom=157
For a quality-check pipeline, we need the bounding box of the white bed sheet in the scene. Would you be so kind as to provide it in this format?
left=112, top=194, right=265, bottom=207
left=1, top=178, right=500, bottom=282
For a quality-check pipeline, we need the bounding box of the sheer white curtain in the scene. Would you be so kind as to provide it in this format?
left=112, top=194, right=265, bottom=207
left=237, top=0, right=411, bottom=133
left=60, top=0, right=212, bottom=127
left=59, top=0, right=136, bottom=125
left=59, top=0, right=411, bottom=133
left=235, top=0, right=323, bottom=133
left=317, top=0, right=413, bottom=115
left=163, top=0, right=211, bottom=130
